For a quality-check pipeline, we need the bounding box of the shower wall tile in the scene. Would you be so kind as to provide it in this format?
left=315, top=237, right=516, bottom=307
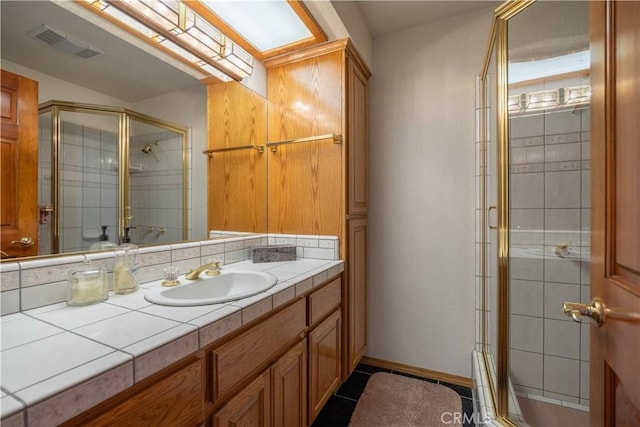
left=510, top=257, right=543, bottom=281
left=510, top=350, right=543, bottom=389
left=581, top=171, right=591, bottom=208
left=544, top=319, right=580, bottom=359
left=543, top=391, right=580, bottom=405
left=510, top=114, right=544, bottom=138
left=545, top=110, right=581, bottom=134
left=580, top=285, right=591, bottom=305
left=580, top=361, right=589, bottom=399
left=580, top=262, right=590, bottom=285
left=510, top=315, right=543, bottom=353
left=545, top=143, right=581, bottom=162
left=544, top=258, right=581, bottom=285
left=545, top=171, right=582, bottom=208
left=544, top=209, right=581, bottom=232
left=544, top=283, right=580, bottom=320
left=510, top=280, right=543, bottom=317
left=544, top=355, right=580, bottom=397
left=580, top=323, right=589, bottom=362
left=511, top=173, right=544, bottom=208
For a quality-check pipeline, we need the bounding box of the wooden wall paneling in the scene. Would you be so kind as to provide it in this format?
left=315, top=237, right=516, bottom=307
left=267, top=141, right=343, bottom=236
left=206, top=82, right=267, bottom=233
left=207, top=149, right=267, bottom=233
left=266, top=50, right=345, bottom=236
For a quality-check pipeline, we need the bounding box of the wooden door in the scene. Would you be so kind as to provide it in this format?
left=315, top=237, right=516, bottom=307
left=1, top=69, right=38, bottom=258
left=272, top=339, right=307, bottom=427
left=213, top=369, right=271, bottom=427
left=590, top=1, right=640, bottom=425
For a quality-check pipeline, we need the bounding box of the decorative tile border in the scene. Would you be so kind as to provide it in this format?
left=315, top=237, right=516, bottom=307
left=1, top=234, right=340, bottom=316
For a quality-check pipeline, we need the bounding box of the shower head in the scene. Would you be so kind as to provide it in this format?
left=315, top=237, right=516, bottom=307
left=141, top=141, right=158, bottom=154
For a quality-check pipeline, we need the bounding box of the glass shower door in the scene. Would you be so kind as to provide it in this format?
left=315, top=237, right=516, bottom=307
left=56, top=110, right=120, bottom=253
left=127, top=117, right=187, bottom=246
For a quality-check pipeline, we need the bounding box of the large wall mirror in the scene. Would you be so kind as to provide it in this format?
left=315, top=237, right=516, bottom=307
left=479, top=0, right=590, bottom=424
left=1, top=0, right=268, bottom=259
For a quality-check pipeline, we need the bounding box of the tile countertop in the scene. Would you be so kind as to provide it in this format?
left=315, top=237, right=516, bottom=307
left=0, top=258, right=343, bottom=427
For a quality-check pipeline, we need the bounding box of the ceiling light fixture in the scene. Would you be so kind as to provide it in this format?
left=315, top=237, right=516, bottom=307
left=80, top=0, right=253, bottom=81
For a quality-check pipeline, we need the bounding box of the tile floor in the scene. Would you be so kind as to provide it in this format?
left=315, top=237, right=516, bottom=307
left=312, top=363, right=476, bottom=427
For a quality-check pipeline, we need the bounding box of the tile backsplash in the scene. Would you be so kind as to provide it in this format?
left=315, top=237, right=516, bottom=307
left=0, top=234, right=339, bottom=316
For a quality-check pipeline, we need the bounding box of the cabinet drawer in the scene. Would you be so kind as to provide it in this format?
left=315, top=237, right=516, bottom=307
left=83, top=358, right=203, bottom=427
left=212, top=299, right=306, bottom=400
left=308, top=277, right=341, bottom=327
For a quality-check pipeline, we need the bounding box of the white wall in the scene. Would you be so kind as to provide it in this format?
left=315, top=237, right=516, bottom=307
left=367, top=6, right=494, bottom=378
left=1, top=60, right=129, bottom=106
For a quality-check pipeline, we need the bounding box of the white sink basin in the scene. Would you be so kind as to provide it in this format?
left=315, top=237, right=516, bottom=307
left=144, top=270, right=278, bottom=306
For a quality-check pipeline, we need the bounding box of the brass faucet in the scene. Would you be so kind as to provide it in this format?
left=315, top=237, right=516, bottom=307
left=185, top=260, right=222, bottom=280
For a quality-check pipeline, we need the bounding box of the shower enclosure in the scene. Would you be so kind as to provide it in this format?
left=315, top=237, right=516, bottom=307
left=475, top=1, right=591, bottom=424
left=38, top=101, right=188, bottom=255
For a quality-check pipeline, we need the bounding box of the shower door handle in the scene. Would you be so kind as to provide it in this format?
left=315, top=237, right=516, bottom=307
left=563, top=297, right=640, bottom=327
left=488, top=206, right=497, bottom=230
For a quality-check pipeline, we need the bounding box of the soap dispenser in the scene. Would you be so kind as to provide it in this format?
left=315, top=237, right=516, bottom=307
left=113, top=227, right=139, bottom=294
left=67, top=259, right=108, bottom=306
left=89, top=226, right=117, bottom=251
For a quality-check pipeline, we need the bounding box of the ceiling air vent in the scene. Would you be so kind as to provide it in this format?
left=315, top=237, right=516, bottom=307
left=29, top=25, right=102, bottom=59
left=74, top=48, right=102, bottom=59
left=32, top=25, right=65, bottom=45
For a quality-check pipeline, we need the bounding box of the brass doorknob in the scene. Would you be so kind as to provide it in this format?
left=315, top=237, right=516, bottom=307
left=10, top=236, right=34, bottom=248
left=563, top=297, right=640, bottom=327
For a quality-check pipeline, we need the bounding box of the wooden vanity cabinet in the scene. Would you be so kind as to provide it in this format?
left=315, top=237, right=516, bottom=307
left=211, top=369, right=272, bottom=427
left=271, top=339, right=307, bottom=427
left=307, top=277, right=342, bottom=423
left=65, top=276, right=342, bottom=427
left=65, top=357, right=204, bottom=427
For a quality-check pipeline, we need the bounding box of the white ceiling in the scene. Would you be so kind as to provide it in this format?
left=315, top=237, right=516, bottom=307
left=1, top=1, right=499, bottom=103
left=354, top=1, right=498, bottom=38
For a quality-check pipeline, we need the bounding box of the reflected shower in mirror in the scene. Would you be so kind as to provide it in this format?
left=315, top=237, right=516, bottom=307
left=38, top=102, right=188, bottom=255
left=1, top=0, right=268, bottom=260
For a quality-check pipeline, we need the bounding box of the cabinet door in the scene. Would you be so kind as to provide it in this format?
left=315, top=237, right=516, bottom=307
left=308, top=310, right=341, bottom=422
left=82, top=359, right=203, bottom=427
left=347, top=57, right=369, bottom=215
left=213, top=370, right=271, bottom=427
left=347, top=217, right=367, bottom=374
left=272, top=339, right=307, bottom=427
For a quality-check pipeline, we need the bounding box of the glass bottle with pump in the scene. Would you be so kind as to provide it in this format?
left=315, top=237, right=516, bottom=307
left=114, top=227, right=139, bottom=294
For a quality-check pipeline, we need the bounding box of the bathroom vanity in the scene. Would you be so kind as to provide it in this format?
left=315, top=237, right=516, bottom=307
left=0, top=238, right=344, bottom=427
